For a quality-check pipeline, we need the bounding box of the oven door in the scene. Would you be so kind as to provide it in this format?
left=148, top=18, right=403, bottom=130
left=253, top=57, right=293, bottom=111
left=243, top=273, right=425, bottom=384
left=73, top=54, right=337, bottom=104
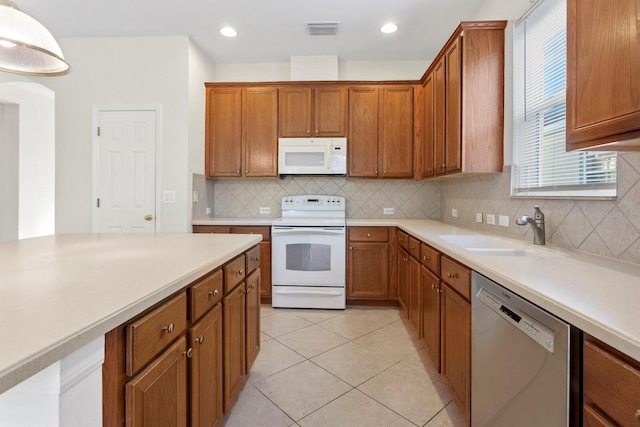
left=271, top=226, right=345, bottom=287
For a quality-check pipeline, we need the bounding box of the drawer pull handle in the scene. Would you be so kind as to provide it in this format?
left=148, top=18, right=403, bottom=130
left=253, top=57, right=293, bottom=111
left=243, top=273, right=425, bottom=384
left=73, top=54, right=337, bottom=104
left=183, top=348, right=193, bottom=358
left=424, top=256, right=429, bottom=261
left=237, top=269, right=244, bottom=275
left=253, top=257, right=260, bottom=262
left=195, top=336, right=204, bottom=344
left=162, top=323, right=174, bottom=333
left=208, top=289, right=219, bottom=296
left=447, top=272, right=458, bottom=279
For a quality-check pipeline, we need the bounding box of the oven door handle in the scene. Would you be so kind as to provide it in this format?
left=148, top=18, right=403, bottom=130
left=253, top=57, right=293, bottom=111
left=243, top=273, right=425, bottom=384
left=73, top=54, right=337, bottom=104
left=274, top=289, right=343, bottom=296
left=272, top=227, right=345, bottom=236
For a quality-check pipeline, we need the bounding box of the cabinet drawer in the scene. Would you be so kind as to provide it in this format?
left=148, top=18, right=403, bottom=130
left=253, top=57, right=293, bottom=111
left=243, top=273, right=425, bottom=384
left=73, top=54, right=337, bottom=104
left=245, top=245, right=261, bottom=274
left=349, top=227, right=389, bottom=242
left=193, top=225, right=231, bottom=234
left=584, top=339, right=640, bottom=427
left=397, top=230, right=409, bottom=251
left=232, top=226, right=270, bottom=242
left=408, top=236, right=420, bottom=259
left=224, top=254, right=246, bottom=293
left=420, top=243, right=440, bottom=275
left=127, top=292, right=188, bottom=376
left=583, top=404, right=615, bottom=427
left=190, top=269, right=223, bottom=321
left=440, top=256, right=470, bottom=300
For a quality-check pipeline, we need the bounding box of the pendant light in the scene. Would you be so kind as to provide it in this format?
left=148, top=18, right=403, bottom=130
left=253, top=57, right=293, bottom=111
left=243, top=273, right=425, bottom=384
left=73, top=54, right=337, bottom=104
left=0, top=0, right=69, bottom=76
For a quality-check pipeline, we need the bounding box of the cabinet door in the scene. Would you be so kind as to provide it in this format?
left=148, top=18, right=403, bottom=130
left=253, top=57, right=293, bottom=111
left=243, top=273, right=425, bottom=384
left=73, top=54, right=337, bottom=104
left=441, top=284, right=471, bottom=423
left=223, top=283, right=246, bottom=412
left=567, top=0, right=640, bottom=149
left=244, top=87, right=278, bottom=176
left=189, top=304, right=223, bottom=427
left=205, top=87, right=242, bottom=177
left=314, top=87, right=347, bottom=137
left=347, top=242, right=389, bottom=300
left=421, top=266, right=441, bottom=372
left=434, top=58, right=446, bottom=175
left=379, top=86, right=414, bottom=178
left=126, top=336, right=188, bottom=427
left=397, top=248, right=410, bottom=312
left=444, top=37, right=462, bottom=173
left=279, top=87, right=312, bottom=137
left=259, top=242, right=271, bottom=299
left=408, top=256, right=421, bottom=334
left=245, top=269, right=261, bottom=371
left=348, top=86, right=379, bottom=177
left=421, top=73, right=436, bottom=178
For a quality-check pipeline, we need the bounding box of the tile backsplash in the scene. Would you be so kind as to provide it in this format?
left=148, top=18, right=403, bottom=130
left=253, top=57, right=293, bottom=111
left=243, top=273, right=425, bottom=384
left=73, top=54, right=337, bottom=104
left=193, top=175, right=441, bottom=220
left=440, top=153, right=640, bottom=264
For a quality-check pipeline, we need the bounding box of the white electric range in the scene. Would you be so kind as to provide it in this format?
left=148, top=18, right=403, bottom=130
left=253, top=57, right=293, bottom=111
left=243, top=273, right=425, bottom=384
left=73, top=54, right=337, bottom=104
left=271, top=195, right=346, bottom=309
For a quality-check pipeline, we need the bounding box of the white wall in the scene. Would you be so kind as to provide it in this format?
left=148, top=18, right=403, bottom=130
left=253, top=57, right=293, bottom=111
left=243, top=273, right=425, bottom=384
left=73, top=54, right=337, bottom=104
left=0, top=82, right=55, bottom=240
left=215, top=59, right=430, bottom=82
left=35, top=36, right=192, bottom=233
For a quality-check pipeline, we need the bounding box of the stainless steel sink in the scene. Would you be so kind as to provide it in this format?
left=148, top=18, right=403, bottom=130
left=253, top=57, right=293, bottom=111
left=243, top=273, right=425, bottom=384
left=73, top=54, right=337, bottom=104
left=438, top=235, right=564, bottom=257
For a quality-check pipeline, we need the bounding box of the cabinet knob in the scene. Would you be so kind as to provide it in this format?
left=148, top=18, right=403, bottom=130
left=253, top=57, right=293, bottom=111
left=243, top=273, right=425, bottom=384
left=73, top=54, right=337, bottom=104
left=315, top=130, right=319, bottom=134
left=195, top=336, right=204, bottom=344
left=374, top=170, right=378, bottom=174
left=182, top=348, right=193, bottom=358
left=349, top=246, right=353, bottom=250
left=208, top=289, right=219, bottom=296
left=428, top=168, right=433, bottom=173
left=245, top=288, right=250, bottom=294
left=446, top=272, right=458, bottom=279
left=306, top=130, right=310, bottom=134
left=251, top=283, right=255, bottom=289
left=424, top=256, right=429, bottom=261
left=237, top=269, right=244, bottom=275
left=635, top=409, right=640, bottom=423
left=162, top=323, right=174, bottom=333
left=367, top=233, right=371, bottom=237
left=384, top=170, right=387, bottom=174
left=253, top=256, right=260, bottom=262
left=236, top=170, right=240, bottom=174
left=245, top=170, right=248, bottom=174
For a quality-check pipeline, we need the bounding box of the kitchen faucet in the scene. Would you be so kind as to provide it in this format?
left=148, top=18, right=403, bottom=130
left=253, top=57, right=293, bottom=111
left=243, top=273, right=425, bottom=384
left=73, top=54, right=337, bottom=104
left=516, top=206, right=545, bottom=245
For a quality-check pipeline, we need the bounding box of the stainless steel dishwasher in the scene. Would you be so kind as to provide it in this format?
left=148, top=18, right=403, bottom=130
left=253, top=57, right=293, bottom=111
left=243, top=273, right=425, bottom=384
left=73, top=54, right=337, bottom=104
left=472, top=272, right=569, bottom=427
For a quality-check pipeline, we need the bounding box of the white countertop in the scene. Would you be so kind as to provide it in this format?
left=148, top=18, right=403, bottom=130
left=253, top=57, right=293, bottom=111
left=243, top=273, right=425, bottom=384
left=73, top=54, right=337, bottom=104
left=0, top=233, right=262, bottom=395
left=194, top=217, right=640, bottom=361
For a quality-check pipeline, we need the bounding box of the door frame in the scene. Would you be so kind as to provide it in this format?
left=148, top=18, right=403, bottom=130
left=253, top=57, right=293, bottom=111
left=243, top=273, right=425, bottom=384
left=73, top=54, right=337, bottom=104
left=91, top=104, right=163, bottom=233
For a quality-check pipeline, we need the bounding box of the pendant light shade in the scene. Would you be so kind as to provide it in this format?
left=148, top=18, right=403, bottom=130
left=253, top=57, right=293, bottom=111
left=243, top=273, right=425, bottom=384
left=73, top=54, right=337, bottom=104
left=0, top=0, right=69, bottom=76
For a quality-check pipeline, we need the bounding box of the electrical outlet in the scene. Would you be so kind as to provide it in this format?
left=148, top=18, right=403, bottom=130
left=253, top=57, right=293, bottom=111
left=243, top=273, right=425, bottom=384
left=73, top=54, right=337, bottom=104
left=486, top=214, right=496, bottom=225
left=205, top=208, right=211, bottom=215
left=383, top=207, right=395, bottom=215
left=476, top=212, right=483, bottom=223
left=499, top=215, right=510, bottom=227
left=259, top=207, right=270, bottom=214
left=451, top=208, right=458, bottom=218
left=192, top=191, right=198, bottom=203
left=163, top=190, right=176, bottom=203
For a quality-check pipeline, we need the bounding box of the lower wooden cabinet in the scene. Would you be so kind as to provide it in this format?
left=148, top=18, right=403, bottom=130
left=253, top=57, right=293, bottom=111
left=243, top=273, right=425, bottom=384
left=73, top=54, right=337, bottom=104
left=189, top=304, right=223, bottom=427
left=408, top=256, right=421, bottom=333
left=245, top=269, right=261, bottom=371
left=420, top=265, right=441, bottom=371
left=441, top=282, right=471, bottom=424
left=397, top=247, right=410, bottom=312
left=346, top=226, right=392, bottom=303
left=223, top=280, right=246, bottom=413
left=125, top=336, right=188, bottom=427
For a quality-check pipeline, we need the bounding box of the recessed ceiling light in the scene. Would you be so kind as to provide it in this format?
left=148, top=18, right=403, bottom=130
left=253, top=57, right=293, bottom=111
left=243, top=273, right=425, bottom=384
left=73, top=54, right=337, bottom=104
left=220, top=27, right=238, bottom=38
left=380, top=23, right=398, bottom=34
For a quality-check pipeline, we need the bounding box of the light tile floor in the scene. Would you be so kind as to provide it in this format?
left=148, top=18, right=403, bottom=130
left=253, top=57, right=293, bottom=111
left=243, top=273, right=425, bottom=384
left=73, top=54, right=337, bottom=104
left=222, top=305, right=466, bottom=427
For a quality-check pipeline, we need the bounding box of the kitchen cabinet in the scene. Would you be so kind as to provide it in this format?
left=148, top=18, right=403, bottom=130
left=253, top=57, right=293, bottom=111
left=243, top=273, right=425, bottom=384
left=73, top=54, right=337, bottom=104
left=408, top=255, right=421, bottom=333
left=347, top=227, right=391, bottom=301
left=193, top=225, right=272, bottom=303
left=419, top=21, right=506, bottom=178
left=348, top=85, right=414, bottom=178
left=279, top=86, right=347, bottom=137
left=189, top=304, right=223, bottom=427
left=103, top=246, right=261, bottom=427
left=421, top=265, right=441, bottom=371
left=397, top=247, right=410, bottom=313
left=566, top=0, right=640, bottom=150
left=440, top=256, right=471, bottom=424
left=583, top=334, right=640, bottom=427
left=205, top=86, right=278, bottom=177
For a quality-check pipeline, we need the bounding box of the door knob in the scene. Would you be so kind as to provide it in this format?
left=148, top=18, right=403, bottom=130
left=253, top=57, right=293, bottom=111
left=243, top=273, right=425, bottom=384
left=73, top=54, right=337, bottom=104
left=144, top=214, right=153, bottom=221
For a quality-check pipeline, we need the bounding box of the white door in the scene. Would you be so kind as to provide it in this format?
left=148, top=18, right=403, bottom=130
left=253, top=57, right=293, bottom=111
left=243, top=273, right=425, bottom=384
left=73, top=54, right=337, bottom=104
left=96, top=110, right=156, bottom=233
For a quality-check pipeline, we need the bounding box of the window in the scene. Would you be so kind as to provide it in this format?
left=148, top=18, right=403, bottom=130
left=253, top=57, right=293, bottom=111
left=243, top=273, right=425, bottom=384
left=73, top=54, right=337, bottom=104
left=511, top=0, right=616, bottom=198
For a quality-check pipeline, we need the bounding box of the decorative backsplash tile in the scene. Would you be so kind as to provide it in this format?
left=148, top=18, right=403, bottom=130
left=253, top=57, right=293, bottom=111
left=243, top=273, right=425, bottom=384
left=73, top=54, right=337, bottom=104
left=193, top=175, right=441, bottom=220
left=440, top=153, right=640, bottom=264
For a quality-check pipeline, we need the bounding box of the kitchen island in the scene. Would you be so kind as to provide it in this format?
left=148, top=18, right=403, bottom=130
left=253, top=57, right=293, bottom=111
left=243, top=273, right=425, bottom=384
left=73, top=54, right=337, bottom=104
left=0, top=233, right=261, bottom=425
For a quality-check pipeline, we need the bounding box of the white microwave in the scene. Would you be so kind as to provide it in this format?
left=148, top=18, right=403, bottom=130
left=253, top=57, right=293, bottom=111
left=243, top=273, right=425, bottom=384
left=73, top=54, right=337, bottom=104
left=278, top=138, right=347, bottom=175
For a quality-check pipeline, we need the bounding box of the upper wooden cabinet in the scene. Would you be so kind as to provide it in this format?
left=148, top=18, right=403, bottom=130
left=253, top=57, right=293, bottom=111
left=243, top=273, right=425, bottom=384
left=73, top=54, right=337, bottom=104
left=419, top=21, right=506, bottom=178
left=205, top=85, right=278, bottom=178
left=348, top=85, right=414, bottom=178
left=566, top=0, right=640, bottom=150
left=279, top=86, right=347, bottom=137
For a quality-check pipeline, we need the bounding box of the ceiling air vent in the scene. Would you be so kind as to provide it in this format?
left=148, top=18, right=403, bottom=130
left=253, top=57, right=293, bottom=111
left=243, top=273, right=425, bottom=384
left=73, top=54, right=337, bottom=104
left=305, top=22, right=339, bottom=36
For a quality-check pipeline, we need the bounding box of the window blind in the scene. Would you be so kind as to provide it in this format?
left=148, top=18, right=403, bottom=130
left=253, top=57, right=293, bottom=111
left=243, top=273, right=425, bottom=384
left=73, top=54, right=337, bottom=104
left=511, top=0, right=616, bottom=198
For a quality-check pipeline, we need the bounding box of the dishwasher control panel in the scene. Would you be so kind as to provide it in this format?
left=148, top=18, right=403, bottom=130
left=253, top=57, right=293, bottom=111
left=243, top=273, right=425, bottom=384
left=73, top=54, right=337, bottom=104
left=476, top=287, right=555, bottom=353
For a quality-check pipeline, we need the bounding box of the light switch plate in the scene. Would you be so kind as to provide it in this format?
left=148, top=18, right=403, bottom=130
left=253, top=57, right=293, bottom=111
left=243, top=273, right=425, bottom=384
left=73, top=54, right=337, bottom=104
left=452, top=208, right=458, bottom=218
left=476, top=212, right=483, bottom=223
left=192, top=191, right=198, bottom=203
left=259, top=207, right=270, bottom=214
left=486, top=214, right=496, bottom=225
left=499, top=215, right=510, bottom=227
left=383, top=207, right=395, bottom=215
left=206, top=208, right=211, bottom=215
left=163, top=190, right=176, bottom=203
